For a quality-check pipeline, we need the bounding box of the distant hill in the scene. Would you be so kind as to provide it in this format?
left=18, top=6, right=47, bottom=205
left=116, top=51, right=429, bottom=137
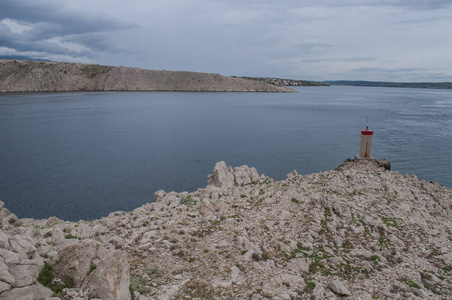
left=0, top=60, right=295, bottom=93
left=241, top=76, right=328, bottom=87
left=324, top=80, right=452, bottom=89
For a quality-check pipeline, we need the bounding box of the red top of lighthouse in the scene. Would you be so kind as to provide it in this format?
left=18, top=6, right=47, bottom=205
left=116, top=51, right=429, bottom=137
left=361, top=125, right=374, bottom=135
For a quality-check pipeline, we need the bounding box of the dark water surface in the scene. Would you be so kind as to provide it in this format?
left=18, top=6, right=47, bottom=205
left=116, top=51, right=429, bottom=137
left=1, top=87, right=451, bottom=221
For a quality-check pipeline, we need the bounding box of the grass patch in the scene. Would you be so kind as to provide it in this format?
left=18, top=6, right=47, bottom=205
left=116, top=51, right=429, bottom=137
left=370, top=255, right=381, bottom=262
left=37, top=262, right=75, bottom=294
left=87, top=263, right=97, bottom=276
left=381, top=217, right=399, bottom=229
left=181, top=195, right=196, bottom=207
left=305, top=281, right=316, bottom=292
left=130, top=276, right=152, bottom=295
left=405, top=279, right=421, bottom=289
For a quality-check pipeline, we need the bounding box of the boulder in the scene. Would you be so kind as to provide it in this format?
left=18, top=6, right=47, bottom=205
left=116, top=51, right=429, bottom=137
left=154, top=190, right=167, bottom=202
left=233, top=165, right=260, bottom=186
left=82, top=248, right=130, bottom=300
left=207, top=162, right=261, bottom=191
left=52, top=239, right=130, bottom=300
left=327, top=279, right=351, bottom=296
left=376, top=159, right=391, bottom=171
left=0, top=231, right=51, bottom=298
left=0, top=283, right=53, bottom=300
left=0, top=202, right=12, bottom=228
left=207, top=161, right=235, bottom=190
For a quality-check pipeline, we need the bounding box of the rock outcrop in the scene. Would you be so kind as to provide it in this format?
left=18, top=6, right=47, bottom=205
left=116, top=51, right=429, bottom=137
left=0, top=230, right=53, bottom=299
left=0, top=60, right=295, bottom=93
left=1, top=159, right=452, bottom=299
left=52, top=240, right=130, bottom=300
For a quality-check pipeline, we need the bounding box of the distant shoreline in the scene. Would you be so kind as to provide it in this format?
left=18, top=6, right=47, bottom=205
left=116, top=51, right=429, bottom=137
left=240, top=76, right=452, bottom=90
left=0, top=60, right=295, bottom=93
left=323, top=80, right=452, bottom=90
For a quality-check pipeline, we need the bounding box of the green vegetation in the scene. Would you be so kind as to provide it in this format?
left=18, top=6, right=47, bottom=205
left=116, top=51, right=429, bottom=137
left=130, top=276, right=152, bottom=295
left=181, top=195, right=196, bottom=207
left=37, top=262, right=54, bottom=286
left=87, top=263, right=97, bottom=275
left=37, top=262, right=75, bottom=294
left=405, top=279, right=421, bottom=289
left=12, top=220, right=23, bottom=227
left=381, top=217, right=399, bottom=229
left=305, top=281, right=316, bottom=292
left=81, top=64, right=113, bottom=78
left=291, top=242, right=310, bottom=257
left=370, top=255, right=381, bottom=262
left=146, top=266, right=164, bottom=278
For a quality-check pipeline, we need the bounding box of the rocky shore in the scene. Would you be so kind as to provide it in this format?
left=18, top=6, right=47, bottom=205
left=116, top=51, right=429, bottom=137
left=1, top=159, right=452, bottom=299
left=0, top=60, right=294, bottom=93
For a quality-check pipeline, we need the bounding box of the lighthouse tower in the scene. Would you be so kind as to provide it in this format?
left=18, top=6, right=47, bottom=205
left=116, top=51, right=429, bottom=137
left=358, top=120, right=374, bottom=159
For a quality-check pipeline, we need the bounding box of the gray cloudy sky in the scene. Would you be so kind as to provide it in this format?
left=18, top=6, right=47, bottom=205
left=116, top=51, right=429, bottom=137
left=1, top=0, right=452, bottom=81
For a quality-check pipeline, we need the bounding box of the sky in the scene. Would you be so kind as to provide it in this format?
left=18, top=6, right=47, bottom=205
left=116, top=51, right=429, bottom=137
left=1, top=0, right=452, bottom=82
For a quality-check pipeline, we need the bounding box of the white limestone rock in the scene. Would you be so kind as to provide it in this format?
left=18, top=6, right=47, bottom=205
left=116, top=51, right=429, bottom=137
left=207, top=161, right=235, bottom=190
left=154, top=190, right=167, bottom=202
left=1, top=159, right=452, bottom=299
left=0, top=283, right=53, bottom=300
left=327, top=279, right=351, bottom=296
left=0, top=281, right=12, bottom=294
left=52, top=239, right=130, bottom=300
left=0, top=231, right=51, bottom=298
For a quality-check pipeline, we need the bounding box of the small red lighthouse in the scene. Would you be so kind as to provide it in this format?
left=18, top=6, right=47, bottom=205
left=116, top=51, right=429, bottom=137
left=359, top=119, right=374, bottom=158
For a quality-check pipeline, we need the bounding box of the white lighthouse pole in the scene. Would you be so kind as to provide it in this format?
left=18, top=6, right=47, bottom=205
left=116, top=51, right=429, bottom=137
left=358, top=119, right=374, bottom=159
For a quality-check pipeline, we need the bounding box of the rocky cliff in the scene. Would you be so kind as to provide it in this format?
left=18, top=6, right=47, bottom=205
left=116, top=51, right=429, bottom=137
left=0, top=60, right=294, bottom=93
left=1, top=160, right=451, bottom=299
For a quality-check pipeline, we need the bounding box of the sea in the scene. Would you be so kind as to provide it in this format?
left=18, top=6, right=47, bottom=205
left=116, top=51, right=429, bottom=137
left=1, top=86, right=451, bottom=221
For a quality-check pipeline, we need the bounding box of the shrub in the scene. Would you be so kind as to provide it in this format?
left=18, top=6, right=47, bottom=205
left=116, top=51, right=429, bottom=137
left=38, top=262, right=54, bottom=286
left=146, top=266, right=164, bottom=277
left=87, top=263, right=97, bottom=275
left=370, top=255, right=381, bottom=262
left=181, top=195, right=196, bottom=207
left=38, top=262, right=75, bottom=294
left=305, top=281, right=316, bottom=292
left=405, top=279, right=421, bottom=289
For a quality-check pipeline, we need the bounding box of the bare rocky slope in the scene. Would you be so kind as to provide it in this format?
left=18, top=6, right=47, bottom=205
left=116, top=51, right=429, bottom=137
left=1, top=159, right=452, bottom=299
left=0, top=60, right=294, bottom=93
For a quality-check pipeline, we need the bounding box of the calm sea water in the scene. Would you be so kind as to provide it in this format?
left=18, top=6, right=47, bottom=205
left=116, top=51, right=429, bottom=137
left=1, top=86, right=451, bottom=221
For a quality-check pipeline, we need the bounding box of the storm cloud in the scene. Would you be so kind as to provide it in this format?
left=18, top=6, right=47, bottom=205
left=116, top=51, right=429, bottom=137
left=0, top=0, right=134, bottom=61
left=1, top=0, right=452, bottom=81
